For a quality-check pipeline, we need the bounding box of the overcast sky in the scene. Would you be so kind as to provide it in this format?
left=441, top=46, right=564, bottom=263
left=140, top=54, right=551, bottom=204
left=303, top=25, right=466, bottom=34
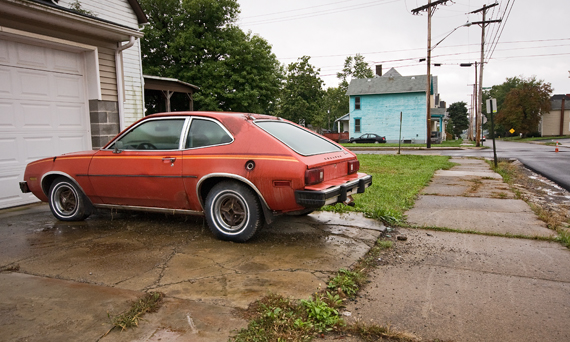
left=236, top=0, right=570, bottom=110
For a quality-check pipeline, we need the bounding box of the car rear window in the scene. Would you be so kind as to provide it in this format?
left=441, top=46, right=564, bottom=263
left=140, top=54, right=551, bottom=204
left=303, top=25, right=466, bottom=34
left=255, top=121, right=342, bottom=156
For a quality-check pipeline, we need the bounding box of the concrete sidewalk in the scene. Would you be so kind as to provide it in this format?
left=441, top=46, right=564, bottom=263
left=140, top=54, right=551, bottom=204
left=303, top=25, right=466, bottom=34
left=339, top=158, right=570, bottom=342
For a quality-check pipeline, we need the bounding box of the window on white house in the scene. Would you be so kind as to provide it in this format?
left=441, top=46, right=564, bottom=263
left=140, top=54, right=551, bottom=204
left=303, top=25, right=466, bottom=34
left=355, top=97, right=361, bottom=110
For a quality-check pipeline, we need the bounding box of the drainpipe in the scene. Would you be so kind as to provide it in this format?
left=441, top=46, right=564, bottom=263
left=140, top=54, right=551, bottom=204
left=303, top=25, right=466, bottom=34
left=115, top=36, right=136, bottom=130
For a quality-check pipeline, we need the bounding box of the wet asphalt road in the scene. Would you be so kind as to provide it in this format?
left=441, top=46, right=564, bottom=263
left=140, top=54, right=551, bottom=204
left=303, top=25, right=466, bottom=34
left=357, top=139, right=570, bottom=191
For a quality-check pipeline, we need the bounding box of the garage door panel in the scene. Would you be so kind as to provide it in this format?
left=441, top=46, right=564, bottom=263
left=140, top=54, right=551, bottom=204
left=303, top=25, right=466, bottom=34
left=18, top=70, right=51, bottom=99
left=21, top=102, right=53, bottom=128
left=0, top=102, right=16, bottom=128
left=0, top=69, right=12, bottom=94
left=58, top=135, right=89, bottom=154
left=15, top=43, right=49, bottom=70
left=53, top=49, right=83, bottom=74
left=24, top=136, right=56, bottom=161
left=0, top=40, right=8, bottom=62
left=54, top=74, right=85, bottom=101
left=56, top=104, right=86, bottom=128
left=0, top=138, right=18, bottom=165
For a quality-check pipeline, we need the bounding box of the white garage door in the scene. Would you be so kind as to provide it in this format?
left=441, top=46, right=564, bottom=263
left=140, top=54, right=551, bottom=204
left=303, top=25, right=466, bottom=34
left=0, top=39, right=91, bottom=209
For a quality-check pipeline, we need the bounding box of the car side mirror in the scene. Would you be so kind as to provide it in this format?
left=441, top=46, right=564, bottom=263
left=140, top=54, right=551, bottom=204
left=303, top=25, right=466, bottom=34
left=113, top=141, right=124, bottom=154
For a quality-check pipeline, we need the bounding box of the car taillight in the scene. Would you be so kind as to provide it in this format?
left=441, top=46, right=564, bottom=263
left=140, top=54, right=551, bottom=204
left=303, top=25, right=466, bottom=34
left=347, top=160, right=360, bottom=174
left=305, top=168, right=324, bottom=185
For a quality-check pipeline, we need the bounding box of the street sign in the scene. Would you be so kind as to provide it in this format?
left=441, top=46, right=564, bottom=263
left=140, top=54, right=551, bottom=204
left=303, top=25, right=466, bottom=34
left=486, top=98, right=497, bottom=114
left=509, top=128, right=515, bottom=134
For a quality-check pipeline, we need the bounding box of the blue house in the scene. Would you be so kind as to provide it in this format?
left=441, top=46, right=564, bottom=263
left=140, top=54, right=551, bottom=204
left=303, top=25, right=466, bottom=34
left=345, top=68, right=447, bottom=143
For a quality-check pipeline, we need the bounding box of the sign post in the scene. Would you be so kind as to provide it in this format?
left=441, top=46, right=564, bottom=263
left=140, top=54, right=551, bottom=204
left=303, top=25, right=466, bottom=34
left=486, top=98, right=498, bottom=168
left=398, top=112, right=403, bottom=155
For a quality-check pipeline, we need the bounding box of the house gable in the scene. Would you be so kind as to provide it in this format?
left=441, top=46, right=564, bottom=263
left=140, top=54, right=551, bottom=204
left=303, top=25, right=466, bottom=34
left=346, top=68, right=444, bottom=143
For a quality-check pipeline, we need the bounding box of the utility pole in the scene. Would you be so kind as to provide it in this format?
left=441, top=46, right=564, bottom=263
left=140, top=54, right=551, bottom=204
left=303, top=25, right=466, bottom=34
left=470, top=3, right=501, bottom=147
left=412, top=0, right=452, bottom=148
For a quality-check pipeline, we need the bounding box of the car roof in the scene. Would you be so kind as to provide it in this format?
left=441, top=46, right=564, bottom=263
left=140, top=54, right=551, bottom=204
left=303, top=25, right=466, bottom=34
left=144, top=111, right=277, bottom=121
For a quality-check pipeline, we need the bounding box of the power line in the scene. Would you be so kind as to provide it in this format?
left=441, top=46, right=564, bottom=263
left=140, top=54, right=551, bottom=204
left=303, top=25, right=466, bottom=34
left=238, top=0, right=399, bottom=26
left=278, top=37, right=570, bottom=60
left=239, top=0, right=357, bottom=20
left=486, top=0, right=516, bottom=62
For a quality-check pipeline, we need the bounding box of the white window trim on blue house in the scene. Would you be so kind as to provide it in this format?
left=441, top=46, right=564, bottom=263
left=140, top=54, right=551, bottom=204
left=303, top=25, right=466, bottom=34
left=354, top=118, right=362, bottom=133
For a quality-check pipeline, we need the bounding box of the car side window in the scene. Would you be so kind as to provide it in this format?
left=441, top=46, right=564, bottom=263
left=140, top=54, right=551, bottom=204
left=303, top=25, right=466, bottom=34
left=186, top=118, right=232, bottom=149
left=116, top=119, right=185, bottom=150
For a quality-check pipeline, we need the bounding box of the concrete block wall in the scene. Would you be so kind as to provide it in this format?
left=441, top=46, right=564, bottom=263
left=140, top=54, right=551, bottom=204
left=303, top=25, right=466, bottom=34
left=349, top=93, right=427, bottom=143
left=89, top=100, right=120, bottom=149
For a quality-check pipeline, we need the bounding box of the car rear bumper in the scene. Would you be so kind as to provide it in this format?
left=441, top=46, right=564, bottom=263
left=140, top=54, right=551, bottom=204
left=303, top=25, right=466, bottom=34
left=294, top=174, right=372, bottom=208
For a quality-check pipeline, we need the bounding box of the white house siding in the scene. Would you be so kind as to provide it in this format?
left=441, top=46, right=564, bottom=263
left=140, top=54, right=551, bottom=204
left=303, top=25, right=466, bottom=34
left=58, top=0, right=139, bottom=29
left=98, top=47, right=117, bottom=102
left=59, top=0, right=144, bottom=125
left=122, top=40, right=145, bottom=126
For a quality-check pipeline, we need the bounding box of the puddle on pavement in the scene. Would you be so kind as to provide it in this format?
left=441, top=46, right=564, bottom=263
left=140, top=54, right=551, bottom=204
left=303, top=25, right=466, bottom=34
left=0, top=205, right=383, bottom=308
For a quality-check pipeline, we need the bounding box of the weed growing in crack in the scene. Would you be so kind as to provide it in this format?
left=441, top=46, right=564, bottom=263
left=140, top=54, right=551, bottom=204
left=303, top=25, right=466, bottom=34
left=327, top=269, right=364, bottom=298
left=300, top=295, right=343, bottom=333
left=108, top=292, right=164, bottom=331
left=231, top=293, right=344, bottom=341
left=378, top=240, right=394, bottom=249
left=557, top=230, right=570, bottom=248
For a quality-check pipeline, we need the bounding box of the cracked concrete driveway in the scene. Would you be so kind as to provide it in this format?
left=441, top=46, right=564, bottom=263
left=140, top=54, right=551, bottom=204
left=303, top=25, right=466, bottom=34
left=0, top=204, right=384, bottom=341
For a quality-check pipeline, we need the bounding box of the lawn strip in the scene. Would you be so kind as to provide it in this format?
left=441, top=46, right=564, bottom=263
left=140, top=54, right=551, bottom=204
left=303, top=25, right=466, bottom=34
left=324, top=155, right=455, bottom=225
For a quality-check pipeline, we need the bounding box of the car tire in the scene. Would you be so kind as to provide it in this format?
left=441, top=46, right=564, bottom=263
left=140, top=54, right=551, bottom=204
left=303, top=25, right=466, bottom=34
left=48, top=177, right=91, bottom=221
left=352, top=141, right=356, bottom=144
left=205, top=181, right=262, bottom=242
left=374, top=141, right=379, bottom=144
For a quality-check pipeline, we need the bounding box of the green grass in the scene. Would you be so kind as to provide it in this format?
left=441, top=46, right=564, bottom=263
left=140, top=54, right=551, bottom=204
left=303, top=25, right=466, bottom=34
left=341, top=139, right=463, bottom=148
left=323, top=155, right=455, bottom=225
left=499, top=135, right=570, bottom=142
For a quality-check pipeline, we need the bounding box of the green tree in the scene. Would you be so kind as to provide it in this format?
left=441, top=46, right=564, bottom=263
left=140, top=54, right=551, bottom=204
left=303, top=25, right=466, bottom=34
left=322, top=86, right=349, bottom=131
left=336, top=54, right=374, bottom=91
left=483, top=76, right=524, bottom=136
left=140, top=0, right=282, bottom=113
left=337, top=54, right=374, bottom=91
left=495, top=77, right=552, bottom=137
left=277, top=56, right=324, bottom=128
left=447, top=102, right=469, bottom=138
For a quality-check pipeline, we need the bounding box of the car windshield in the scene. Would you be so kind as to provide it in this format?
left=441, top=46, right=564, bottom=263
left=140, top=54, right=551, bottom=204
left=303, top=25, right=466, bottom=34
left=255, top=120, right=342, bottom=156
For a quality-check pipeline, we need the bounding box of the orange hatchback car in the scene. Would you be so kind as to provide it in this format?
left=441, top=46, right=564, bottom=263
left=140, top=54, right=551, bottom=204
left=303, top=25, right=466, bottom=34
left=20, top=112, right=372, bottom=242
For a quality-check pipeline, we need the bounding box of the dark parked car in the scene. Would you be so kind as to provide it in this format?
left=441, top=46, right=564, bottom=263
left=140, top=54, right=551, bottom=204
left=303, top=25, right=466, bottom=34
left=349, top=133, right=386, bottom=144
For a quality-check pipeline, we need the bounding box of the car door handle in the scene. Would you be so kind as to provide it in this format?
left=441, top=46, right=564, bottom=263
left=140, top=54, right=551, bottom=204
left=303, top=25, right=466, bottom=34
left=162, top=157, right=176, bottom=166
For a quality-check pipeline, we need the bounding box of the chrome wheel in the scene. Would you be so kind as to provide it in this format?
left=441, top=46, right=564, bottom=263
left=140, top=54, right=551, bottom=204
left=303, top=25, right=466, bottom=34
left=213, top=191, right=247, bottom=232
left=205, top=181, right=262, bottom=242
left=48, top=177, right=91, bottom=221
left=53, top=184, right=79, bottom=216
